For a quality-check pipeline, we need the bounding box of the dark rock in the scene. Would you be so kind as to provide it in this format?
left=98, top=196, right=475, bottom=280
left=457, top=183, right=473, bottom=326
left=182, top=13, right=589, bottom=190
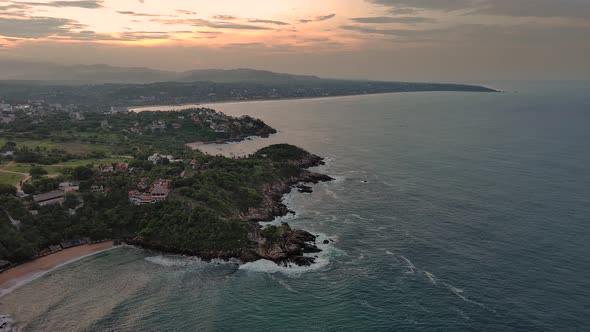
left=303, top=245, right=322, bottom=253
left=323, top=239, right=330, bottom=244
left=297, top=185, right=313, bottom=193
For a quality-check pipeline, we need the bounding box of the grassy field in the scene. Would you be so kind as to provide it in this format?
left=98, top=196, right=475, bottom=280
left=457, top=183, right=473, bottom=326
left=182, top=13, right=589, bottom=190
left=0, top=138, right=114, bottom=154
left=0, top=157, right=132, bottom=175
left=0, top=173, right=26, bottom=186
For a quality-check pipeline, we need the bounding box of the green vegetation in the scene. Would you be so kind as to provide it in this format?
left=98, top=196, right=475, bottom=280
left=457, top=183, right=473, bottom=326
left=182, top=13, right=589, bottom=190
left=256, top=144, right=312, bottom=162
left=1, top=108, right=276, bottom=156
left=0, top=173, right=25, bottom=186
left=0, top=144, right=320, bottom=263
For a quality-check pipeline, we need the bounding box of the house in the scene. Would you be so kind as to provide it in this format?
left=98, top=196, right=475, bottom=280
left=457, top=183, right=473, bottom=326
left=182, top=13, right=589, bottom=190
left=33, top=190, right=65, bottom=206
left=98, top=164, right=114, bottom=172
left=90, top=185, right=104, bottom=193
left=98, top=163, right=127, bottom=172
left=0, top=259, right=11, bottom=270
left=115, top=163, right=129, bottom=170
left=59, top=182, right=80, bottom=193
left=70, top=112, right=85, bottom=121
left=110, top=106, right=129, bottom=114
left=1, top=113, right=15, bottom=124
left=128, top=179, right=171, bottom=205
left=150, top=120, right=167, bottom=132
left=148, top=153, right=175, bottom=164
left=0, top=103, right=11, bottom=111
left=60, top=239, right=87, bottom=249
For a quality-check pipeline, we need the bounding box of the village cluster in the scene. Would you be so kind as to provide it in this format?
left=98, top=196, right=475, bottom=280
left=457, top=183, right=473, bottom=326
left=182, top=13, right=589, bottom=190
left=28, top=153, right=207, bottom=208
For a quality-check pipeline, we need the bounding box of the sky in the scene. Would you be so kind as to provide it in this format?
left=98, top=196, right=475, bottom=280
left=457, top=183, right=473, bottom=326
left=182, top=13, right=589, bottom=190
left=0, top=0, right=589, bottom=81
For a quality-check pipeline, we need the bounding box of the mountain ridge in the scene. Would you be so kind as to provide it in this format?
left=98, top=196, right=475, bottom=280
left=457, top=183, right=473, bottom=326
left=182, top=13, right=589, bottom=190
left=0, top=60, right=322, bottom=84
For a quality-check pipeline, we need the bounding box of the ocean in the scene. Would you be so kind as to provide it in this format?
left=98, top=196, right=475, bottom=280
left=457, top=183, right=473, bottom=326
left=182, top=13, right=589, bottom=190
left=1, top=81, right=589, bottom=331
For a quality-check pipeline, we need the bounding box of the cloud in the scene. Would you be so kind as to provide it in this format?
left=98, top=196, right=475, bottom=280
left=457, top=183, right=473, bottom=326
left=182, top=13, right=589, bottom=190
left=0, top=16, right=84, bottom=38
left=17, top=1, right=104, bottom=8
left=212, top=15, right=238, bottom=20
left=366, top=0, right=472, bottom=12
left=350, top=16, right=434, bottom=24
left=248, top=19, right=290, bottom=26
left=117, top=10, right=160, bottom=17
left=151, top=18, right=273, bottom=30
left=366, top=0, right=590, bottom=19
left=472, top=0, right=590, bottom=19
left=55, top=30, right=182, bottom=41
left=299, top=13, right=336, bottom=24
left=176, top=10, right=196, bottom=15
left=317, top=14, right=336, bottom=21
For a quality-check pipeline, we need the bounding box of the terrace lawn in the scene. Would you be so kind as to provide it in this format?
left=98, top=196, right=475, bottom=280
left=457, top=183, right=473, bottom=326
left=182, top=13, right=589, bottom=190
left=0, top=157, right=132, bottom=175
left=0, top=173, right=26, bottom=186
left=0, top=138, right=114, bottom=154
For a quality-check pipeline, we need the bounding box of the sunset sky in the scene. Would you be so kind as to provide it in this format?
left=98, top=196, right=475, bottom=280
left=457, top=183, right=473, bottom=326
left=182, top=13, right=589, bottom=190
left=0, top=0, right=589, bottom=81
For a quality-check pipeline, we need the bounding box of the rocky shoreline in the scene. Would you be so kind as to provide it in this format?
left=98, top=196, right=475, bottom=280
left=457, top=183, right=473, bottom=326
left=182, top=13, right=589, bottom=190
left=125, top=152, right=333, bottom=267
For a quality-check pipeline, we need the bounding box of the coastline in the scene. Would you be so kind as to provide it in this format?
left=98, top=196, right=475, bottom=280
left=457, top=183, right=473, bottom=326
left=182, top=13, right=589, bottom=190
left=130, top=88, right=499, bottom=112
left=0, top=241, right=116, bottom=298
left=125, top=152, right=333, bottom=266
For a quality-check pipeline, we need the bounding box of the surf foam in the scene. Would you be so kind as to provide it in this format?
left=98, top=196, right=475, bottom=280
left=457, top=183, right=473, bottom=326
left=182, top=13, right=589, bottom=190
left=239, top=233, right=341, bottom=275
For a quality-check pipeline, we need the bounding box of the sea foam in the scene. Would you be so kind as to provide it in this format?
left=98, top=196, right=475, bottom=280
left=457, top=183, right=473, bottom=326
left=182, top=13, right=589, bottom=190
left=238, top=233, right=341, bottom=276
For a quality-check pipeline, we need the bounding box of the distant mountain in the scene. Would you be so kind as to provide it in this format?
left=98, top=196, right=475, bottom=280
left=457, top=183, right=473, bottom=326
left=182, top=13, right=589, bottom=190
left=0, top=60, right=321, bottom=84
left=0, top=60, right=174, bottom=84
left=178, top=69, right=321, bottom=84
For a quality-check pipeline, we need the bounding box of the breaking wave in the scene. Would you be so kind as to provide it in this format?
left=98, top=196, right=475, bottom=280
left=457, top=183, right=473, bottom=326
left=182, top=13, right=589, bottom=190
left=144, top=255, right=238, bottom=267
left=239, top=234, right=341, bottom=275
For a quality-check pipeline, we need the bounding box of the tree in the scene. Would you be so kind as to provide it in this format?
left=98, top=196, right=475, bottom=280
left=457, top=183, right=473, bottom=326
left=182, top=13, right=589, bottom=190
left=29, top=166, right=48, bottom=179
left=0, top=184, right=16, bottom=196
left=73, top=166, right=94, bottom=180
left=22, top=183, right=36, bottom=195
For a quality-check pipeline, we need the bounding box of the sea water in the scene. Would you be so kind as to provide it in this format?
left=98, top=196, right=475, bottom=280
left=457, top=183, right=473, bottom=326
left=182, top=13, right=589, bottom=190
left=1, top=81, right=589, bottom=331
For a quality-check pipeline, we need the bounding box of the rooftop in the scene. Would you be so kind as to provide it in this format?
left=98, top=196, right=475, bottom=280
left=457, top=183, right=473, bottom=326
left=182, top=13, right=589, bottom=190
left=33, top=190, right=65, bottom=202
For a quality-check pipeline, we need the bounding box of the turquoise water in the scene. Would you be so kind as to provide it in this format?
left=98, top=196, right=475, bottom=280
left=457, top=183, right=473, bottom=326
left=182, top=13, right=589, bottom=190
left=1, top=82, right=589, bottom=331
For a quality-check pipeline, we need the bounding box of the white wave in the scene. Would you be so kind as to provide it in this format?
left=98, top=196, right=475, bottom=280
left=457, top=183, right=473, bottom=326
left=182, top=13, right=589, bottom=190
left=329, top=175, right=346, bottom=184
left=239, top=234, right=341, bottom=276
left=350, top=214, right=374, bottom=221
left=359, top=300, right=385, bottom=313
left=424, top=271, right=437, bottom=285
left=144, top=255, right=237, bottom=267
left=385, top=250, right=493, bottom=311
left=323, top=188, right=339, bottom=199
left=0, top=314, right=18, bottom=332
left=398, top=255, right=416, bottom=274
left=269, top=274, right=298, bottom=293
left=0, top=247, right=118, bottom=299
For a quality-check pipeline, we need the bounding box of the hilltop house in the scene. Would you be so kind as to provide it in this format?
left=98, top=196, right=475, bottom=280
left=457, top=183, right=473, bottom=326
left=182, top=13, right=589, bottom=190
left=0, top=259, right=10, bottom=270
left=150, top=120, right=167, bottom=132
left=59, top=182, right=80, bottom=193
left=128, top=179, right=171, bottom=205
left=148, top=153, right=180, bottom=164
left=98, top=163, right=128, bottom=172
left=33, top=190, right=65, bottom=206
left=109, top=106, right=129, bottom=114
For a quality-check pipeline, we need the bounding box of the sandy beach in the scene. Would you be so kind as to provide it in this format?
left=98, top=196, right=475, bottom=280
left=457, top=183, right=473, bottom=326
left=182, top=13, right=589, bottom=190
left=0, top=241, right=115, bottom=297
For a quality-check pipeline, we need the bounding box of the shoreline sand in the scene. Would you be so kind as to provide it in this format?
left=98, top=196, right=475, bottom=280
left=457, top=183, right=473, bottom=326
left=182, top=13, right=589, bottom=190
left=129, top=88, right=498, bottom=113
left=0, top=241, right=115, bottom=298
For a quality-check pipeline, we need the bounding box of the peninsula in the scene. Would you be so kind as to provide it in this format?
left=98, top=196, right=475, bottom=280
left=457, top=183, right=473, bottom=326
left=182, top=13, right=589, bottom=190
left=0, top=102, right=332, bottom=272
